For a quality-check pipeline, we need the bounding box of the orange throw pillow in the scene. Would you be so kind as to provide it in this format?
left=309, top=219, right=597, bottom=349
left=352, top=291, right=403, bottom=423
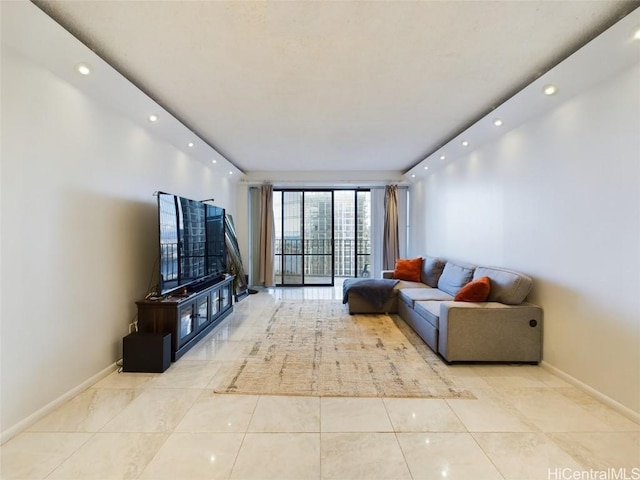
left=392, top=257, right=423, bottom=282
left=454, top=276, right=491, bottom=302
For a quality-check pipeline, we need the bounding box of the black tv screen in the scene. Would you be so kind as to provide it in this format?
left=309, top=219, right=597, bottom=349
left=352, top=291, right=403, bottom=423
left=157, top=192, right=226, bottom=295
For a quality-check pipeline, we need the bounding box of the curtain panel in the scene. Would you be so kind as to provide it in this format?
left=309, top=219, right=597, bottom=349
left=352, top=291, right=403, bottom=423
left=258, top=184, right=275, bottom=287
left=383, top=184, right=399, bottom=270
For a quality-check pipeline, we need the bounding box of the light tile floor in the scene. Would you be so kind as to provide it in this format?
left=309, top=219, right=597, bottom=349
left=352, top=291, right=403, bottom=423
left=2, top=286, right=639, bottom=480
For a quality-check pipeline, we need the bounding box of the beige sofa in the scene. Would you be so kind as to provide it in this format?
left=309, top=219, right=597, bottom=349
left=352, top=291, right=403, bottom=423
left=345, top=256, right=543, bottom=363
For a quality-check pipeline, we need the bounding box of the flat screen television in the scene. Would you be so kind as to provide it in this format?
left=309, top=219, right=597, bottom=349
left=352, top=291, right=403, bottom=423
left=157, top=192, right=226, bottom=295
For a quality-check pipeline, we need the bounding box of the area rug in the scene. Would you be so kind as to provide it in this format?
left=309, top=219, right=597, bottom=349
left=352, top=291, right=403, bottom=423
left=214, top=300, right=474, bottom=399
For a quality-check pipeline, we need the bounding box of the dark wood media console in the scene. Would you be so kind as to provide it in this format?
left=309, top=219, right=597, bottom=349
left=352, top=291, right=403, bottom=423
left=136, top=275, right=235, bottom=361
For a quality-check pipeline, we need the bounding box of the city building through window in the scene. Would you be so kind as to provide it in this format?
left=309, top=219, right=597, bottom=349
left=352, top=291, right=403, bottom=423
left=273, top=190, right=371, bottom=286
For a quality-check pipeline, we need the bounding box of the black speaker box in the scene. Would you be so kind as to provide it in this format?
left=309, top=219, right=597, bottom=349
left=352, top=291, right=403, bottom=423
left=123, top=332, right=171, bottom=373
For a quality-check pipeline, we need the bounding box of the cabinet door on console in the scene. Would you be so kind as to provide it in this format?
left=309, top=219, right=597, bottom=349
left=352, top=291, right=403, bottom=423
left=177, top=302, right=197, bottom=347
left=195, top=296, right=209, bottom=331
left=211, top=288, right=221, bottom=317
left=221, top=283, right=231, bottom=310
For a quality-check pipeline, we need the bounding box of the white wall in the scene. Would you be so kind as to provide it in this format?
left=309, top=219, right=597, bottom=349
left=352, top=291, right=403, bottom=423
left=0, top=45, right=238, bottom=439
left=410, top=64, right=640, bottom=415
left=407, top=179, right=427, bottom=256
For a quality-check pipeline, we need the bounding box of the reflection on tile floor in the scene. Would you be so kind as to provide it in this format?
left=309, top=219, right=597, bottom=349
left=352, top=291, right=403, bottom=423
left=2, top=286, right=639, bottom=479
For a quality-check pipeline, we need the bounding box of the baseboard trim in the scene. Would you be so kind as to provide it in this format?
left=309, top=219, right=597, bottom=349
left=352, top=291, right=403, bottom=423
left=0, top=362, right=118, bottom=445
left=540, top=360, right=640, bottom=425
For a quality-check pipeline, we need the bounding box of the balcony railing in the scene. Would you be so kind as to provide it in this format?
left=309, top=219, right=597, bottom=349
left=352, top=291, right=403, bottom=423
left=275, top=238, right=371, bottom=278
left=275, top=238, right=370, bottom=254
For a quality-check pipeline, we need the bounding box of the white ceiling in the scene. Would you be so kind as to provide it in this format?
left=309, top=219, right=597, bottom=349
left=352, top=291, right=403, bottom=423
left=31, top=1, right=640, bottom=175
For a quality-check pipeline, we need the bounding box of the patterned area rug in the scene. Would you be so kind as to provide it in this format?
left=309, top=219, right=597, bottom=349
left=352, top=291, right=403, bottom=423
left=214, top=300, right=474, bottom=398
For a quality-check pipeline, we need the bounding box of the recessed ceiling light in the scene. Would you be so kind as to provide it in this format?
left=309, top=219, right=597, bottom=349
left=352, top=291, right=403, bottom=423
left=76, top=63, right=92, bottom=75
left=493, top=119, right=503, bottom=127
left=633, top=26, right=640, bottom=41
left=423, top=166, right=429, bottom=170
left=411, top=174, right=416, bottom=178
left=187, top=142, right=194, bottom=148
left=148, top=114, right=158, bottom=122
left=439, top=155, right=446, bottom=161
left=229, top=171, right=233, bottom=175
left=212, top=160, right=217, bottom=164
left=461, top=140, right=469, bottom=147
left=543, top=84, right=558, bottom=96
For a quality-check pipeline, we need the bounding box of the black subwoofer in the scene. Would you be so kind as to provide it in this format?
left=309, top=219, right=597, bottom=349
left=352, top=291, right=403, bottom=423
left=123, top=332, right=171, bottom=373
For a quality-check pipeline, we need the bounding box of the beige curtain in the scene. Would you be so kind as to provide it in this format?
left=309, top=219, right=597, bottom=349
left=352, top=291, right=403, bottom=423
left=383, top=184, right=399, bottom=270
left=258, top=183, right=275, bottom=287
left=249, top=187, right=261, bottom=286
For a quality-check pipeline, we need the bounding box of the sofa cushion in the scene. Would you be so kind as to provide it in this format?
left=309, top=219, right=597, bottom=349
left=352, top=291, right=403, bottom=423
left=399, top=288, right=454, bottom=308
left=454, top=276, right=491, bottom=302
left=473, top=267, right=533, bottom=305
left=437, top=261, right=475, bottom=296
left=414, top=301, right=441, bottom=329
left=393, top=257, right=423, bottom=282
left=420, top=255, right=446, bottom=287
left=393, top=279, right=428, bottom=290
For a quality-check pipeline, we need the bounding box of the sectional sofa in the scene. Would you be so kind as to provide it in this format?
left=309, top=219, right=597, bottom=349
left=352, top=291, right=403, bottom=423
left=345, top=256, right=543, bottom=363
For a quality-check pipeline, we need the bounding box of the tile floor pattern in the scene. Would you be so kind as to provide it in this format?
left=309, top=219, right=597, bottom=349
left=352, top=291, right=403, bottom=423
left=2, top=286, right=639, bottom=479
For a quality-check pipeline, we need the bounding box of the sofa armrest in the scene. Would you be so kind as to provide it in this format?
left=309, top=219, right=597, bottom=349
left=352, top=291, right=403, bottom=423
left=440, top=301, right=542, bottom=317
left=382, top=270, right=394, bottom=279
left=438, top=301, right=543, bottom=362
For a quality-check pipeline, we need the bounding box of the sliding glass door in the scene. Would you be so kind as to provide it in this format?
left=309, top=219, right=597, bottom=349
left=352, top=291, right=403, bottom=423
left=274, top=189, right=370, bottom=286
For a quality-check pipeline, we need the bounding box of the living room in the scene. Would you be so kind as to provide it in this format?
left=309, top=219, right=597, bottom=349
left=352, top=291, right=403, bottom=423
left=1, top=1, right=639, bottom=478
